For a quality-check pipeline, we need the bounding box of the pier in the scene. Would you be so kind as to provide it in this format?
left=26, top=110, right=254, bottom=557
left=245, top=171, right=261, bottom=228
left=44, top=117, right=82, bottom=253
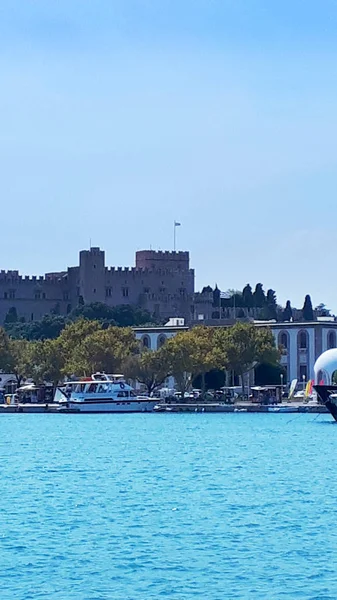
left=154, top=402, right=328, bottom=414
left=0, top=402, right=328, bottom=414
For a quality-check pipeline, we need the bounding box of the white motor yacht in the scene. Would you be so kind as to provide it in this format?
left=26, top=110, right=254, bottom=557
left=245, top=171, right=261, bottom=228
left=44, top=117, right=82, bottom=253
left=56, top=373, right=156, bottom=413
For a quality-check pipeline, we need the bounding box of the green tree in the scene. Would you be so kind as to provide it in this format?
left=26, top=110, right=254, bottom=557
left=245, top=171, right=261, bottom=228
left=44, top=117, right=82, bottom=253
left=315, top=303, right=331, bottom=317
left=7, top=339, right=33, bottom=386
left=123, top=349, right=170, bottom=395
left=214, top=322, right=280, bottom=395
left=4, top=307, right=18, bottom=324
left=242, top=284, right=254, bottom=308
left=302, top=294, right=314, bottom=321
left=0, top=327, right=14, bottom=372
left=69, top=302, right=156, bottom=327
left=4, top=314, right=66, bottom=341
left=69, top=302, right=116, bottom=324
left=110, top=304, right=155, bottom=327
left=66, top=326, right=138, bottom=376
left=164, top=327, right=217, bottom=395
left=50, top=303, right=61, bottom=316
left=266, top=289, right=277, bottom=320
left=57, top=319, right=102, bottom=376
left=253, top=283, right=266, bottom=308
left=29, top=339, right=64, bottom=386
left=282, top=300, right=293, bottom=322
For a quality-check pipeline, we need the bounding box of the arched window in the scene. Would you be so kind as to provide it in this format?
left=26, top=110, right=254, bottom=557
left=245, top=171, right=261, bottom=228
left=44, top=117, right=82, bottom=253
left=298, top=330, right=308, bottom=350
left=328, top=331, right=336, bottom=350
left=279, top=331, right=288, bottom=350
left=157, top=334, right=167, bottom=349
left=142, top=335, right=151, bottom=349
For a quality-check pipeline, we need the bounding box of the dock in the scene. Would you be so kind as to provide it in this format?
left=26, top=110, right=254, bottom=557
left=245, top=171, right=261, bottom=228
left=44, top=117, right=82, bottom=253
left=0, top=403, right=60, bottom=413
left=154, top=402, right=328, bottom=414
left=0, top=402, right=329, bottom=414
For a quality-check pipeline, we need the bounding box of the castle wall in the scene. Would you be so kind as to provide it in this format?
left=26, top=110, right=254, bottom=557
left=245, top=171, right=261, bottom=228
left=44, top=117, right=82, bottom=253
left=104, top=264, right=194, bottom=320
left=136, top=250, right=189, bottom=270
left=0, top=271, right=71, bottom=323
left=0, top=247, right=195, bottom=324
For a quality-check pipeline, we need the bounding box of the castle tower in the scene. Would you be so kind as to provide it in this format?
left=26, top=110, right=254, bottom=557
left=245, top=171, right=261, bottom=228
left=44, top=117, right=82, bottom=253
left=135, top=250, right=194, bottom=322
left=79, top=247, right=105, bottom=304
left=135, top=250, right=190, bottom=270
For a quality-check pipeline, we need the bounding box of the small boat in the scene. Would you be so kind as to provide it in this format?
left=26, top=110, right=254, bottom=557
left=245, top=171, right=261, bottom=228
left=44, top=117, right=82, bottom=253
left=267, top=405, right=298, bottom=413
left=56, top=373, right=157, bottom=413
left=313, top=386, right=337, bottom=421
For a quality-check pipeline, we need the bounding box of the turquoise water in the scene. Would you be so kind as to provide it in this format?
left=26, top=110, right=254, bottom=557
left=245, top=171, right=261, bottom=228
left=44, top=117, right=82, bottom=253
left=0, top=413, right=336, bottom=600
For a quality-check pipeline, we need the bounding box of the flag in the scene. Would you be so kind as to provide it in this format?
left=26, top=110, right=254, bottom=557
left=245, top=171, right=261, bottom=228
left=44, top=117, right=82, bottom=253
left=288, top=378, right=298, bottom=400
left=305, top=380, right=313, bottom=397
left=220, top=290, right=231, bottom=299
left=174, top=221, right=181, bottom=227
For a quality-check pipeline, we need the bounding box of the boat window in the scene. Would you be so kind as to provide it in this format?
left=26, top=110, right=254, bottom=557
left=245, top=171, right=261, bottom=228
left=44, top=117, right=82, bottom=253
left=74, top=383, right=86, bottom=393
left=117, top=391, right=128, bottom=398
left=87, top=383, right=98, bottom=393
left=97, top=384, right=109, bottom=393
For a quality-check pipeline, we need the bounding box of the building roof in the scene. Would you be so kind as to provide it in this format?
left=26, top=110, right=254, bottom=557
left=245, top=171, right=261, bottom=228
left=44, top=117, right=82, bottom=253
left=133, top=326, right=188, bottom=333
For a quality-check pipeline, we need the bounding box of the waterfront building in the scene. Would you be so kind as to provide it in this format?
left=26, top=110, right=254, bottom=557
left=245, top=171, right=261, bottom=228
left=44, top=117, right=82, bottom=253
left=257, top=319, right=337, bottom=384
left=0, top=247, right=195, bottom=324
left=134, top=318, right=337, bottom=385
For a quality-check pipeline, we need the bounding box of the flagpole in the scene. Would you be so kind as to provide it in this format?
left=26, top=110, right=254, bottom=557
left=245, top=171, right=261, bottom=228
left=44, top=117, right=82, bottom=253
left=173, top=221, right=181, bottom=251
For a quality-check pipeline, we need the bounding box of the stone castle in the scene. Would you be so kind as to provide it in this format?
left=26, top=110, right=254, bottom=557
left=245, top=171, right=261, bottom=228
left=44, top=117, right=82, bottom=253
left=0, top=248, right=195, bottom=324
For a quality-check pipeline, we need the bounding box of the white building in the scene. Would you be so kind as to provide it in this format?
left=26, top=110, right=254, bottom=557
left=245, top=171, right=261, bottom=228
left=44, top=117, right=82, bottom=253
left=134, top=318, right=337, bottom=385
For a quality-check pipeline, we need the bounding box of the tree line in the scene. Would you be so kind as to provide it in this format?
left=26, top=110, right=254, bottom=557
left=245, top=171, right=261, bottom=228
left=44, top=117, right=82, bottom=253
left=208, top=283, right=323, bottom=322
left=0, top=320, right=280, bottom=396
left=3, top=303, right=160, bottom=341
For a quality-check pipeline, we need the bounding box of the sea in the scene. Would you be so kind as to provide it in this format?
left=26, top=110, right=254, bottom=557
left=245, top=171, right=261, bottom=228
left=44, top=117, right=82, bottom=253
left=0, top=412, right=336, bottom=600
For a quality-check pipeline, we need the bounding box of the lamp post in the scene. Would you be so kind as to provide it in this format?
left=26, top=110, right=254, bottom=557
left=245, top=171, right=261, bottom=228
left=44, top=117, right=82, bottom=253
left=280, top=373, right=284, bottom=401
left=302, top=373, right=306, bottom=393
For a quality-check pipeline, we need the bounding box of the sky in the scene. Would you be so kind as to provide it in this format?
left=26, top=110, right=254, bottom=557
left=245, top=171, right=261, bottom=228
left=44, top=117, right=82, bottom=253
left=1, top=0, right=337, bottom=310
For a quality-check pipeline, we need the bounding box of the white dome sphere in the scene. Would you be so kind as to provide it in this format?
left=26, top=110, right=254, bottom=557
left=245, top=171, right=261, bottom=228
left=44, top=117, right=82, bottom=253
left=314, top=348, right=337, bottom=383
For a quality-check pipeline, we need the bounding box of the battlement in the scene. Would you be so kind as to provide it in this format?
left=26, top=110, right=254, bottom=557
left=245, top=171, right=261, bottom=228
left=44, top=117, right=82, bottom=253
left=80, top=247, right=105, bottom=259
left=136, top=250, right=190, bottom=270
left=0, top=271, right=66, bottom=285
left=82, top=247, right=102, bottom=254
left=0, top=270, right=19, bottom=277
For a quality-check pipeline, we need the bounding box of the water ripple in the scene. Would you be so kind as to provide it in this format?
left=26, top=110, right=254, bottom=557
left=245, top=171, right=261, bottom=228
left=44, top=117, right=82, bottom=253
left=0, top=413, right=336, bottom=599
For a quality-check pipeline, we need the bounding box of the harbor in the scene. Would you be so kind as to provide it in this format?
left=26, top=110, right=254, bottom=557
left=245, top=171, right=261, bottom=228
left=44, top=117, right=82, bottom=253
left=0, top=401, right=328, bottom=414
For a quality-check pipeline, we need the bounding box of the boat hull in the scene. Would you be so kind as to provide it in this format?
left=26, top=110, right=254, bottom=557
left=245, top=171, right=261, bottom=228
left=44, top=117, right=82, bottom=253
left=58, top=399, right=157, bottom=413
left=313, top=385, right=337, bottom=421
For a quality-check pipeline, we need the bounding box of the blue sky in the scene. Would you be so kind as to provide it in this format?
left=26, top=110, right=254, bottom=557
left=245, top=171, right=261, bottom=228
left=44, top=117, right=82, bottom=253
left=1, top=1, right=337, bottom=310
